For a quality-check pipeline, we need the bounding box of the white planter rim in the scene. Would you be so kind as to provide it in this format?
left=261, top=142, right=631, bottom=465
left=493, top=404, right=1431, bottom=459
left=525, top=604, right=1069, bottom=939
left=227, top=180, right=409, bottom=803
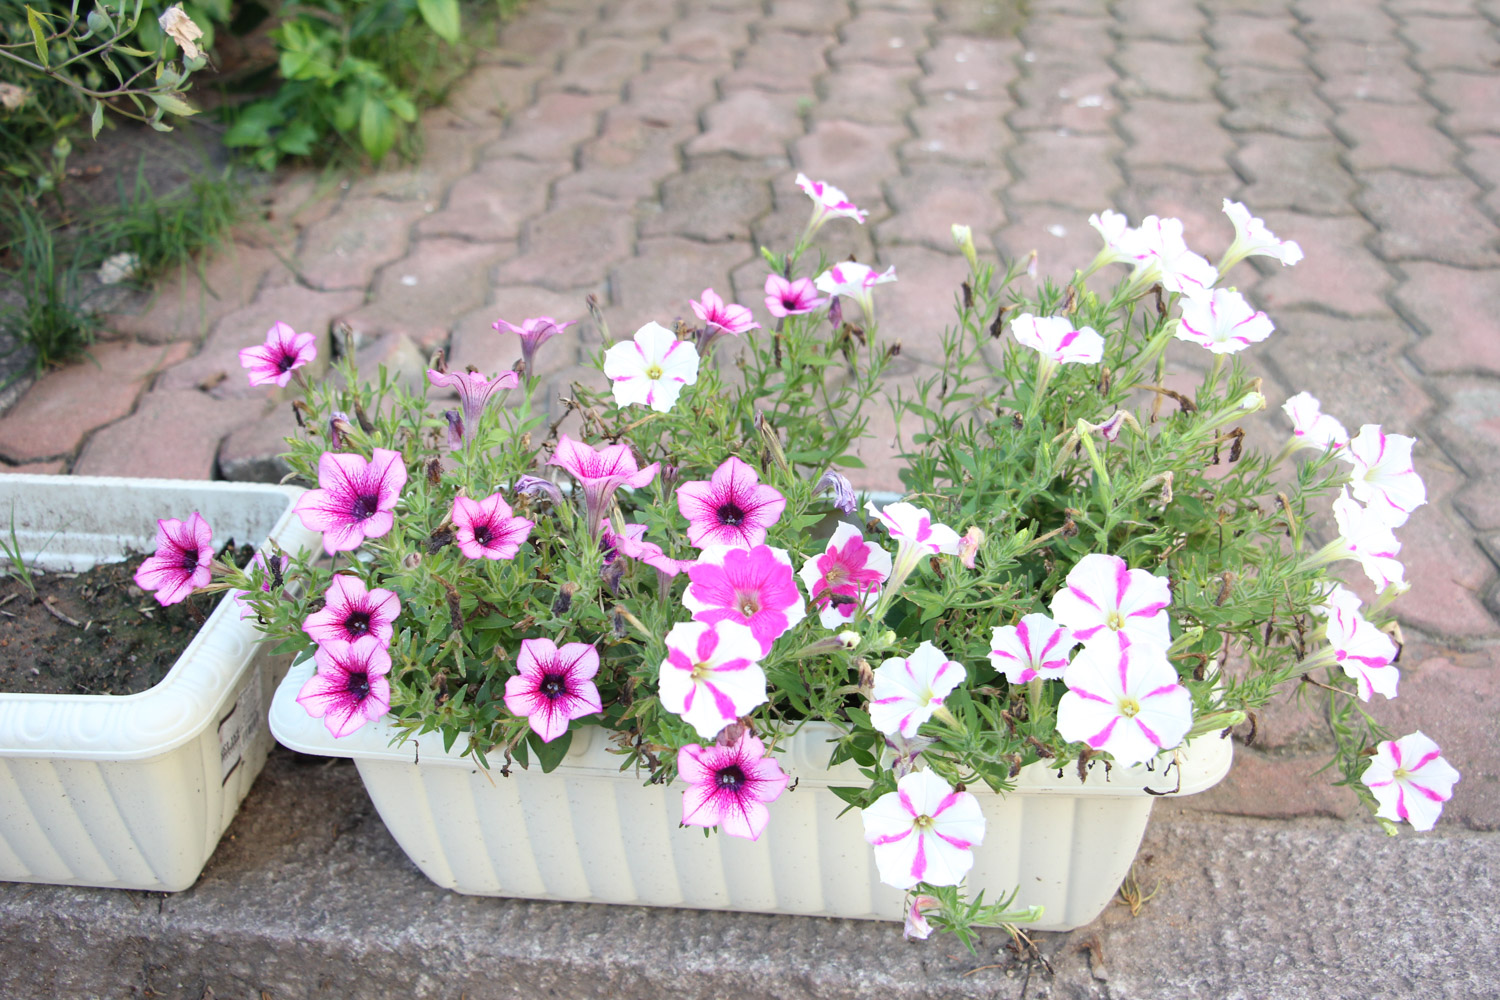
left=0, top=475, right=314, bottom=761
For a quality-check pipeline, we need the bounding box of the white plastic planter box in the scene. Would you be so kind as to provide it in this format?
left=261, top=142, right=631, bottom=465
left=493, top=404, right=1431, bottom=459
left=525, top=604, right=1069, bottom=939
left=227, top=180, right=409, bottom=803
left=0, top=476, right=318, bottom=891
left=271, top=658, right=1232, bottom=930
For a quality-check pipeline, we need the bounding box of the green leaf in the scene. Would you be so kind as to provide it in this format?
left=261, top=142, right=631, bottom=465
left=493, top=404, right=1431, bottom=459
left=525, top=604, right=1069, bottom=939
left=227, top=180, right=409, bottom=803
left=528, top=728, right=573, bottom=773
left=416, top=0, right=460, bottom=43
left=831, top=453, right=865, bottom=469
left=26, top=6, right=49, bottom=67
left=150, top=91, right=199, bottom=117
left=358, top=96, right=395, bottom=163
left=90, top=100, right=104, bottom=138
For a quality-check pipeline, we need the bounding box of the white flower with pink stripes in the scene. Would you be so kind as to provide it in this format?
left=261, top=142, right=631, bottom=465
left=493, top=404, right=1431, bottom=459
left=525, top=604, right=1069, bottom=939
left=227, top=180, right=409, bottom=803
left=602, top=321, right=700, bottom=413
left=988, top=613, right=1077, bottom=684
left=1049, top=553, right=1172, bottom=650
left=1360, top=731, right=1459, bottom=832
left=1175, top=288, right=1274, bottom=354
left=1323, top=599, right=1400, bottom=702
left=1282, top=392, right=1349, bottom=454
left=1056, top=631, right=1193, bottom=766
left=870, top=641, right=966, bottom=738
left=861, top=769, right=986, bottom=890
left=1221, top=199, right=1304, bottom=271
left=1125, top=215, right=1218, bottom=296
left=1338, top=424, right=1427, bottom=527
left=1328, top=488, right=1407, bottom=592
left=1009, top=313, right=1104, bottom=366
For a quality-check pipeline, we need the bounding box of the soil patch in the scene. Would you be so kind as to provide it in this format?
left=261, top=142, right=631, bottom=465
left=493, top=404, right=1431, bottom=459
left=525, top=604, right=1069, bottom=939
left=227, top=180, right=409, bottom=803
left=0, top=543, right=253, bottom=696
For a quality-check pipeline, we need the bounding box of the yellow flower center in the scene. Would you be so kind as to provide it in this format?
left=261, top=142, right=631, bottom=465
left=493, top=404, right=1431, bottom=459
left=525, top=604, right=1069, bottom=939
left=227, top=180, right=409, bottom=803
left=1106, top=610, right=1125, bottom=631
left=914, top=814, right=936, bottom=830
left=646, top=364, right=664, bottom=380
left=1393, top=767, right=1409, bottom=780
left=1119, top=697, right=1141, bottom=718
left=691, top=661, right=712, bottom=681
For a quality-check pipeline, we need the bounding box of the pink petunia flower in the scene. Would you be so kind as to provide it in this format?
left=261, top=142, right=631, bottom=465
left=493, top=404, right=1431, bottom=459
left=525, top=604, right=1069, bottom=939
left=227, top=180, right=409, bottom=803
left=547, top=434, right=660, bottom=541
left=795, top=173, right=869, bottom=237
left=798, top=522, right=892, bottom=629
left=297, top=635, right=392, bottom=738
left=691, top=288, right=761, bottom=337
left=133, top=511, right=214, bottom=607
left=1360, top=731, right=1460, bottom=832
left=1055, top=631, right=1193, bottom=766
left=1323, top=598, right=1400, bottom=701
left=235, top=551, right=289, bottom=619
left=814, top=262, right=897, bottom=323
left=1282, top=392, right=1349, bottom=453
left=1049, top=552, right=1172, bottom=650
left=492, top=315, right=575, bottom=375
left=1338, top=425, right=1427, bottom=527
left=451, top=492, right=534, bottom=560
left=602, top=321, right=701, bottom=414
left=292, top=449, right=408, bottom=555
left=678, top=730, right=790, bottom=840
left=870, top=641, right=966, bottom=738
left=683, top=544, right=807, bottom=654
left=764, top=274, right=828, bottom=318
left=238, top=322, right=316, bottom=388
left=861, top=769, right=986, bottom=890
left=502, top=638, right=603, bottom=743
left=426, top=369, right=520, bottom=445
left=1220, top=199, right=1304, bottom=272
left=658, top=619, right=768, bottom=738
left=1124, top=215, right=1218, bottom=296
left=988, top=613, right=1078, bottom=685
left=1175, top=288, right=1275, bottom=354
left=1009, top=313, right=1105, bottom=366
left=302, top=574, right=401, bottom=647
left=675, top=456, right=787, bottom=549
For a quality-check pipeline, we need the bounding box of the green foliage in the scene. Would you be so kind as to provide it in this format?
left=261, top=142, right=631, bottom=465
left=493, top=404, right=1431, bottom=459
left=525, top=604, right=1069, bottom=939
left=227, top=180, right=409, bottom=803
left=0, top=194, right=99, bottom=371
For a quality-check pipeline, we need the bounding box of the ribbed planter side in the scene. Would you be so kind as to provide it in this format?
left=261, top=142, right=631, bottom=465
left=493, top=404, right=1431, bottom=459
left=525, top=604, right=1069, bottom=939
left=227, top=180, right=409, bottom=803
left=272, top=660, right=1232, bottom=930
left=0, top=477, right=318, bottom=891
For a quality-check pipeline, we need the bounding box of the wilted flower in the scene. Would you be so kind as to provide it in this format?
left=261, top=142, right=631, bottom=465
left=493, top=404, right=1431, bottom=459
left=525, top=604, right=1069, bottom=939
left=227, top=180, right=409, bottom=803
left=678, top=730, right=790, bottom=840
left=601, top=321, right=700, bottom=413
left=957, top=526, right=984, bottom=569
left=862, top=769, right=985, bottom=890
left=133, top=512, right=213, bottom=606
left=870, top=641, right=965, bottom=738
left=1056, top=631, right=1192, bottom=766
left=158, top=4, right=204, bottom=60
left=815, top=262, right=897, bottom=322
left=658, top=619, right=768, bottom=738
left=234, top=551, right=289, bottom=619
left=904, top=894, right=943, bottom=941
left=292, top=449, right=407, bottom=554
left=297, top=635, right=392, bottom=738
left=764, top=274, right=827, bottom=318
left=675, top=456, right=786, bottom=549
left=683, top=544, right=807, bottom=654
left=799, top=522, right=891, bottom=629
left=1220, top=199, right=1304, bottom=273
left=302, top=574, right=401, bottom=647
left=239, top=322, right=317, bottom=388
left=451, top=493, right=534, bottom=560
left=1361, top=732, right=1459, bottom=832
left=815, top=469, right=857, bottom=513
left=502, top=638, right=603, bottom=743
left=1175, top=288, right=1275, bottom=354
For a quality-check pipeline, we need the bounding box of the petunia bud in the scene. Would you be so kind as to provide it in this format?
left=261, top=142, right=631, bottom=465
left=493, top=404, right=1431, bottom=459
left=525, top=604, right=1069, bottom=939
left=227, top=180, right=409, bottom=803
left=837, top=631, right=860, bottom=649
left=444, top=410, right=464, bottom=451
left=756, top=410, right=790, bottom=475
left=951, top=223, right=978, bottom=270
left=402, top=551, right=422, bottom=570
left=1097, top=410, right=1128, bottom=443
left=815, top=469, right=857, bottom=513
left=856, top=658, right=875, bottom=694
left=827, top=295, right=843, bottom=330
left=429, top=348, right=447, bottom=375
left=551, top=582, right=578, bottom=617
left=514, top=475, right=564, bottom=506
left=426, top=457, right=443, bottom=488
left=328, top=411, right=354, bottom=449
left=1239, top=391, right=1266, bottom=411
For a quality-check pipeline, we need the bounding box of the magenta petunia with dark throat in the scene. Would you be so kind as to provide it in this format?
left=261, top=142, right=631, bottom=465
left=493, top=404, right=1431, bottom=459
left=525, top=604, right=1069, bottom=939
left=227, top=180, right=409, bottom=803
left=293, top=448, right=408, bottom=554
left=239, top=321, right=317, bottom=388
left=133, top=511, right=213, bottom=607
left=297, top=634, right=392, bottom=738
left=675, top=456, right=786, bottom=550
left=677, top=730, right=790, bottom=841
left=502, top=638, right=603, bottom=743
left=451, top=492, right=534, bottom=560
left=302, top=574, right=401, bottom=647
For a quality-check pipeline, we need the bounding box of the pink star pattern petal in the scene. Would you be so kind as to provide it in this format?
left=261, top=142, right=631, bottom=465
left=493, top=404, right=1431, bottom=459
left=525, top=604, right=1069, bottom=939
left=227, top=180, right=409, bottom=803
left=502, top=638, right=603, bottom=743
left=133, top=511, right=214, bottom=607
left=675, top=456, right=786, bottom=549
left=678, top=730, right=790, bottom=840
left=292, top=449, right=408, bottom=555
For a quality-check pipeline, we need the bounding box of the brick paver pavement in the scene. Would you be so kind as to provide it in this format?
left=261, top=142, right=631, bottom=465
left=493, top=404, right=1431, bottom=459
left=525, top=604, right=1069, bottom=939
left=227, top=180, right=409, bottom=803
left=1, top=0, right=1496, bottom=830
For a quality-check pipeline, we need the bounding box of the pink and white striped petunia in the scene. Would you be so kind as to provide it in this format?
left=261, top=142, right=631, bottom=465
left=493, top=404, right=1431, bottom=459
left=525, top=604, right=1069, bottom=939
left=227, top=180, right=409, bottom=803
left=1360, top=731, right=1460, bottom=832
left=302, top=574, right=401, bottom=647
left=1220, top=199, right=1304, bottom=272
left=764, top=274, right=828, bottom=318
left=814, top=262, right=897, bottom=322
left=988, top=613, right=1078, bottom=684
left=861, top=769, right=986, bottom=890
left=502, top=638, right=603, bottom=743
left=683, top=544, right=807, bottom=654
left=492, top=315, right=575, bottom=375
left=547, top=435, right=660, bottom=540
left=870, top=641, right=966, bottom=738
left=1009, top=313, right=1105, bottom=366
left=1323, top=598, right=1400, bottom=701
left=1175, top=288, right=1275, bottom=354
left=1125, top=215, right=1218, bottom=296
left=292, top=449, right=408, bottom=555
left=238, top=321, right=316, bottom=388
left=691, top=288, right=761, bottom=337
left=1055, top=631, right=1193, bottom=766
left=133, top=511, right=214, bottom=607
left=1330, top=488, right=1407, bottom=592
left=1338, top=425, right=1427, bottom=527
left=1282, top=391, right=1349, bottom=453
left=676, top=456, right=787, bottom=550
left=864, top=500, right=961, bottom=598
left=451, top=492, right=534, bottom=560
left=426, top=369, right=520, bottom=445
left=1049, top=552, right=1172, bottom=650
left=601, top=321, right=700, bottom=414
left=678, top=730, right=790, bottom=840
left=1086, top=209, right=1136, bottom=271
left=297, top=635, right=392, bottom=738
left=658, top=619, right=769, bottom=738
left=796, top=173, right=869, bottom=236
left=798, top=522, right=892, bottom=629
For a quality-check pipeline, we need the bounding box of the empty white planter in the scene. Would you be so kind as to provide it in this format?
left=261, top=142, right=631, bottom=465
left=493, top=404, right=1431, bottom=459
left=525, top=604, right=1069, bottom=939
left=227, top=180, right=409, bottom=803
left=271, top=658, right=1232, bottom=930
left=0, top=476, right=318, bottom=891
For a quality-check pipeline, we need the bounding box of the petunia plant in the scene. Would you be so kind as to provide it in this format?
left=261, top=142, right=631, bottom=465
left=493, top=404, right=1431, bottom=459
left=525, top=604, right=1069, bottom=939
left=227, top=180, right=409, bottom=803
left=132, top=184, right=1456, bottom=949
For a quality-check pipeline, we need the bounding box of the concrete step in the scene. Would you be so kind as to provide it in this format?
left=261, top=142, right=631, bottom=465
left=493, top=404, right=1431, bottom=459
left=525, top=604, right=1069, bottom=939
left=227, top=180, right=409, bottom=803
left=0, top=747, right=1494, bottom=1000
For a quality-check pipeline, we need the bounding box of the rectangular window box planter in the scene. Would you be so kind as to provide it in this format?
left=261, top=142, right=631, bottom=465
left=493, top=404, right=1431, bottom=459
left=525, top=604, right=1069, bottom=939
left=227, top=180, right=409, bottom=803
left=270, top=657, right=1232, bottom=930
left=0, top=475, right=318, bottom=892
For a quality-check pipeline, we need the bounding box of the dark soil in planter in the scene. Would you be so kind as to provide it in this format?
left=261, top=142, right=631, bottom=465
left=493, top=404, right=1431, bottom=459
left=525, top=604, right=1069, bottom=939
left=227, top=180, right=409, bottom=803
left=0, top=544, right=253, bottom=697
